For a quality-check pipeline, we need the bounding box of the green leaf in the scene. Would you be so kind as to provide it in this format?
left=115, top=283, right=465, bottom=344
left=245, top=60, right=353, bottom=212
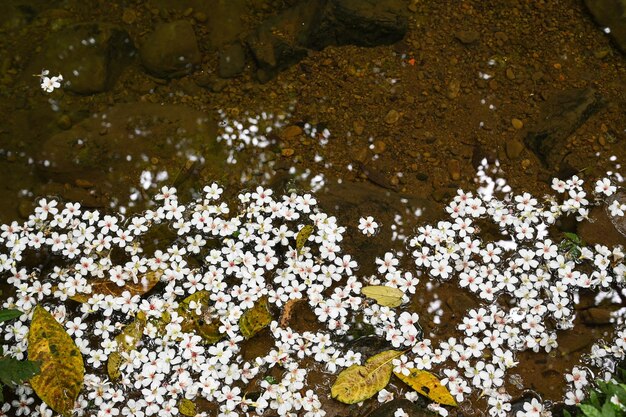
left=331, top=350, right=402, bottom=404
left=563, top=232, right=583, bottom=245
left=361, top=286, right=404, bottom=308
left=0, top=309, right=23, bottom=323
left=563, top=410, right=572, bottom=417
left=614, top=384, right=626, bottom=405
left=579, top=404, right=603, bottom=417
left=601, top=402, right=616, bottom=417
left=0, top=356, right=40, bottom=388
left=590, top=390, right=601, bottom=409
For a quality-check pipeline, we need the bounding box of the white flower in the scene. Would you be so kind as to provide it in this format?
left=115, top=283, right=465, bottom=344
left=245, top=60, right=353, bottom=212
left=358, top=216, right=379, bottom=236
left=40, top=73, right=63, bottom=93
left=595, top=178, right=616, bottom=196
left=608, top=200, right=626, bottom=217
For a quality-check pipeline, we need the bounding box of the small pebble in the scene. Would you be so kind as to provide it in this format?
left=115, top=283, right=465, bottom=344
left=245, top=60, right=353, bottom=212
left=122, top=8, right=137, bottom=24
left=280, top=125, right=303, bottom=140
left=384, top=110, right=400, bottom=125
left=281, top=148, right=295, bottom=157
left=511, top=118, right=524, bottom=129
left=372, top=140, right=386, bottom=154
left=193, top=11, right=207, bottom=23
left=506, top=67, right=515, bottom=80
left=353, top=120, right=365, bottom=135
left=447, top=159, right=461, bottom=180
left=57, top=114, right=72, bottom=130
left=505, top=139, right=524, bottom=159
left=455, top=30, right=480, bottom=45
left=75, top=179, right=95, bottom=188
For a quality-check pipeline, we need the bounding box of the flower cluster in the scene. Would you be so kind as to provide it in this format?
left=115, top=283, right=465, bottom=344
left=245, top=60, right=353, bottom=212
left=0, top=173, right=623, bottom=417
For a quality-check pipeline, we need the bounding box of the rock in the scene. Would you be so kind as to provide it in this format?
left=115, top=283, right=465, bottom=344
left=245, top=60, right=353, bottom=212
left=56, top=114, right=73, bottom=130
left=505, top=139, right=525, bottom=159
left=367, top=399, right=431, bottom=417
left=447, top=159, right=461, bottom=180
left=584, top=0, right=626, bottom=54
left=524, top=88, right=604, bottom=170
left=307, top=0, right=409, bottom=49
left=246, top=1, right=323, bottom=82
left=432, top=187, right=455, bottom=203
left=558, top=326, right=599, bottom=355
left=218, top=42, right=246, bottom=78
left=280, top=125, right=303, bottom=139
left=316, top=180, right=438, bottom=252
left=384, top=110, right=400, bottom=124
left=247, top=0, right=408, bottom=81
left=353, top=120, right=365, bottom=135
left=37, top=103, right=223, bottom=210
left=140, top=20, right=201, bottom=78
left=511, top=118, right=524, bottom=129
left=447, top=78, right=461, bottom=99
left=471, top=144, right=497, bottom=169
left=580, top=308, right=613, bottom=325
left=28, top=23, right=134, bottom=94
left=343, top=335, right=393, bottom=358
left=122, top=8, right=137, bottom=24
left=446, top=293, right=477, bottom=318
left=454, top=29, right=480, bottom=45
left=506, top=67, right=516, bottom=80
left=578, top=195, right=626, bottom=247
left=373, top=140, right=387, bottom=154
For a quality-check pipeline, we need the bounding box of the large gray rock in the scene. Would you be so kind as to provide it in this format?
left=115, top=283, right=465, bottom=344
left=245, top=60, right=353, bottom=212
left=28, top=23, right=134, bottom=94
left=139, top=20, right=201, bottom=78
left=584, top=0, right=626, bottom=53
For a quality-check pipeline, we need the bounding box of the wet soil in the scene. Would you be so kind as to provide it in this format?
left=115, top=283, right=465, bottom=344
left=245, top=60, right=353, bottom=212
left=0, top=0, right=625, bottom=416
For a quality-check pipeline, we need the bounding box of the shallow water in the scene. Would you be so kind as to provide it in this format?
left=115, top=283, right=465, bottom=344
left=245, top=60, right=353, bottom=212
left=1, top=1, right=626, bottom=416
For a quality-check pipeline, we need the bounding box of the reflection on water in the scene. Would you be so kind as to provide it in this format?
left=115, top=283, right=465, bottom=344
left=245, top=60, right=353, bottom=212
left=0, top=0, right=626, bottom=416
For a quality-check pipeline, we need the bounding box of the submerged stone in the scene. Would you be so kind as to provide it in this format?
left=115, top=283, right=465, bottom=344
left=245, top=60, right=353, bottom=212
left=524, top=88, right=604, bottom=171
left=140, top=20, right=201, bottom=78
left=584, top=0, right=626, bottom=54
left=37, top=103, right=222, bottom=209
left=28, top=22, right=134, bottom=94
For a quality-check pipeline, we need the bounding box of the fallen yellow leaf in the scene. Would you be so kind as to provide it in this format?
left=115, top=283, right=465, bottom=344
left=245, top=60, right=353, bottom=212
left=394, top=368, right=457, bottom=406
left=239, top=296, right=273, bottom=339
left=361, top=286, right=404, bottom=307
left=296, top=225, right=314, bottom=255
left=177, top=291, right=223, bottom=344
left=28, top=306, right=84, bottom=417
left=331, top=350, right=402, bottom=404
